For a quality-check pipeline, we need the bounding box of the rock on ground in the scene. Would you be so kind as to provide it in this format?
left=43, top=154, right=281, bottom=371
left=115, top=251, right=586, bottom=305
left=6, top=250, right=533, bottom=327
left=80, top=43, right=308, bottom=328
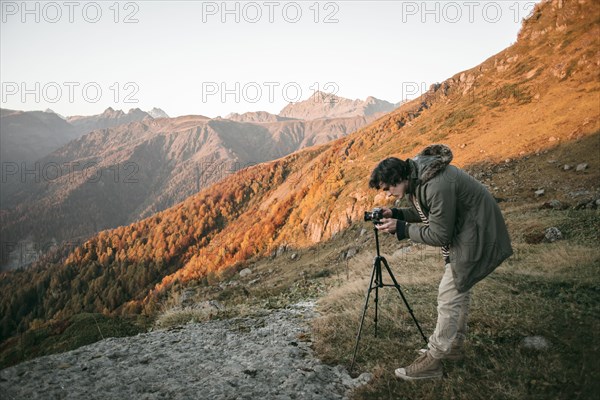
left=544, top=227, right=563, bottom=242
left=0, top=302, right=371, bottom=400
left=521, top=336, right=551, bottom=351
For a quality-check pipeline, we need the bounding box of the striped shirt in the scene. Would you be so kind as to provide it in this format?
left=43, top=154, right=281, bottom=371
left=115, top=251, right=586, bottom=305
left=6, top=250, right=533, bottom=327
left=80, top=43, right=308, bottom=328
left=409, top=194, right=451, bottom=263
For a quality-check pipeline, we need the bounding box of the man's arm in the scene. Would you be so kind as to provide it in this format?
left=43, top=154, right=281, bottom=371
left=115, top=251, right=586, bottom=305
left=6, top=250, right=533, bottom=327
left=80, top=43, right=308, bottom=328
left=391, top=207, right=422, bottom=223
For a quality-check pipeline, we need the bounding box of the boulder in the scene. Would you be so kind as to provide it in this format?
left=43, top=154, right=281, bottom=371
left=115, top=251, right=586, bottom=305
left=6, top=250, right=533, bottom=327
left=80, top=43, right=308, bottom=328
left=521, top=336, right=551, bottom=351
left=239, top=268, right=252, bottom=278
left=544, top=227, right=563, bottom=242
left=576, top=163, right=588, bottom=172
left=276, top=245, right=287, bottom=257
left=345, top=248, right=358, bottom=260
left=540, top=199, right=567, bottom=210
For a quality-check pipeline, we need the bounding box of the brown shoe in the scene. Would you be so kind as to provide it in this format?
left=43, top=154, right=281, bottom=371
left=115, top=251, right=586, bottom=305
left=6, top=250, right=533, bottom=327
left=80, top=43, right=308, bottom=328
left=395, top=351, right=443, bottom=380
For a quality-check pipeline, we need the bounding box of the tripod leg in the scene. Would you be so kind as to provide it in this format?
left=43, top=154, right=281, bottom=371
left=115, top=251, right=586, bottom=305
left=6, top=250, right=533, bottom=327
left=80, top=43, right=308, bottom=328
left=374, top=259, right=380, bottom=338
left=381, top=258, right=429, bottom=345
left=350, top=260, right=377, bottom=371
left=374, top=283, right=379, bottom=338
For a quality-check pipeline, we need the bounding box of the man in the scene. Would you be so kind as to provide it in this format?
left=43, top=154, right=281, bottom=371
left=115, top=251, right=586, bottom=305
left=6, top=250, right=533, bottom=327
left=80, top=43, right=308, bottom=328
left=369, top=144, right=513, bottom=380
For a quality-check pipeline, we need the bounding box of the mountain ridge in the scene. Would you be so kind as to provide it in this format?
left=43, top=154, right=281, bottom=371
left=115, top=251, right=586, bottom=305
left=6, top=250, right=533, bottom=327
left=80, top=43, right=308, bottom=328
left=0, top=109, right=384, bottom=270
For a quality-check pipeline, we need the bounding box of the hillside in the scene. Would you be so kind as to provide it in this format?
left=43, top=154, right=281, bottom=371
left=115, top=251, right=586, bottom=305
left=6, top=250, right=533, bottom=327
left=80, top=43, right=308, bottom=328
left=0, top=0, right=598, bottom=359
left=0, top=107, right=157, bottom=214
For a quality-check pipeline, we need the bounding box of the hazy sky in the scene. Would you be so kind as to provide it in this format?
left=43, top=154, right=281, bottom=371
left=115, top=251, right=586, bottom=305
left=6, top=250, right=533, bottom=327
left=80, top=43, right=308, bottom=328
left=0, top=1, right=537, bottom=118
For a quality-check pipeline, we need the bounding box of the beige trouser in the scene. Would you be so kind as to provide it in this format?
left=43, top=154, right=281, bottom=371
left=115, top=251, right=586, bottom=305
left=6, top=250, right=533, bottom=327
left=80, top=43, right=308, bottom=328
left=428, top=263, right=471, bottom=359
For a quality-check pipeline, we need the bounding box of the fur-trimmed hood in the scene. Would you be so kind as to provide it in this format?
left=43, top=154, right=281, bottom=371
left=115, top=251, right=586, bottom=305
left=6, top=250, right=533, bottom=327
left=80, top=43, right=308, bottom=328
left=410, top=144, right=454, bottom=184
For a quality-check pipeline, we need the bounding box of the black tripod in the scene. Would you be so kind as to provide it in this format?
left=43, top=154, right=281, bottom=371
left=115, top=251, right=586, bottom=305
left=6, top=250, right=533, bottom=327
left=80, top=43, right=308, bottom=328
left=350, top=225, right=428, bottom=371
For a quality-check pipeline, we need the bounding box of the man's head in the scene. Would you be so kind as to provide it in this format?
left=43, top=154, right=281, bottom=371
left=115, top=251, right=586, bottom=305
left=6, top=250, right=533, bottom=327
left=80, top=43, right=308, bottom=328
left=369, top=157, right=411, bottom=198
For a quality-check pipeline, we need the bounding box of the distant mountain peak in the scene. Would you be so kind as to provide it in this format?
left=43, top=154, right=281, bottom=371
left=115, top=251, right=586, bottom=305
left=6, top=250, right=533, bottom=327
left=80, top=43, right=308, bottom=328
left=127, top=108, right=149, bottom=117
left=44, top=108, right=66, bottom=119
left=65, top=107, right=151, bottom=133
left=147, top=107, right=170, bottom=119
left=99, top=107, right=124, bottom=118
left=310, top=90, right=340, bottom=100
left=279, top=92, right=397, bottom=120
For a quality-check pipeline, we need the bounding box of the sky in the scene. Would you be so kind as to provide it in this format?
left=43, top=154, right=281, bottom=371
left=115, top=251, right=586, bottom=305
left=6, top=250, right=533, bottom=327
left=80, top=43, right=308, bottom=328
left=0, top=0, right=538, bottom=118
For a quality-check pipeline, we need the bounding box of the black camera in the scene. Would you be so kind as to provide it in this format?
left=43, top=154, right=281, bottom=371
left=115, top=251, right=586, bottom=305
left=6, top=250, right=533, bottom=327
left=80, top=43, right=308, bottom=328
left=364, top=207, right=384, bottom=224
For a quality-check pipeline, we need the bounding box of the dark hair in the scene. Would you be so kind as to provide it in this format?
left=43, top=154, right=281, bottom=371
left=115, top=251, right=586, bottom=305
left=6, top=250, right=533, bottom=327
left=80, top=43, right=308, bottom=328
left=369, top=157, right=410, bottom=189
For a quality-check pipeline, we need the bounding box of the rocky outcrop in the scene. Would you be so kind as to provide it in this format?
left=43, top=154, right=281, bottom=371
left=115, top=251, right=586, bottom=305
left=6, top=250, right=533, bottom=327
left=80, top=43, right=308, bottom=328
left=0, top=302, right=371, bottom=400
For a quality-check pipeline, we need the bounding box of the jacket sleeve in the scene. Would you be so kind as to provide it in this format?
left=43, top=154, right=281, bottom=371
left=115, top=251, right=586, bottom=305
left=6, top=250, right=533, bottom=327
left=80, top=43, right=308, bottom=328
left=391, top=207, right=422, bottom=223
left=407, top=181, right=456, bottom=246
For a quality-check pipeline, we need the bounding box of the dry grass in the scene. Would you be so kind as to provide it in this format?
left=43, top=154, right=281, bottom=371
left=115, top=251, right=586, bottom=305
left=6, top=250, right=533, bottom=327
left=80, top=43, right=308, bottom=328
left=154, top=308, right=216, bottom=329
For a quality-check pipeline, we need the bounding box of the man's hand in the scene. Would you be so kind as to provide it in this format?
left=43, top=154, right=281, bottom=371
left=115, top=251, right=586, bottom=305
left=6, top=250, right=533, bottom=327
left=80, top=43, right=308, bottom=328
left=376, top=218, right=397, bottom=234
left=377, top=218, right=408, bottom=240
left=380, top=207, right=393, bottom=218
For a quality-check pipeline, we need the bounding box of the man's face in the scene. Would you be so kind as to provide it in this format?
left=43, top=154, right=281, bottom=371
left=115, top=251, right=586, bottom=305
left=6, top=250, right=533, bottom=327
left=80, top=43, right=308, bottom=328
left=382, top=180, right=409, bottom=199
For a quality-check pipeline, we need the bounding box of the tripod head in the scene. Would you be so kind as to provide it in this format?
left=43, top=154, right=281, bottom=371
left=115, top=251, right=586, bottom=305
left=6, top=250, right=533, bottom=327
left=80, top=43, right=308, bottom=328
left=364, top=207, right=385, bottom=257
left=363, top=207, right=384, bottom=224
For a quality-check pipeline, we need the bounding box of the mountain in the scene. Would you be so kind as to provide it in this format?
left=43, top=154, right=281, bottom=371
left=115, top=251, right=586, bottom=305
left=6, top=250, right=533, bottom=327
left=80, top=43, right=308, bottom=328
left=66, top=107, right=152, bottom=134
left=1, top=0, right=598, bottom=345
left=279, top=91, right=398, bottom=120
left=0, top=106, right=153, bottom=218
left=0, top=107, right=154, bottom=162
left=1, top=96, right=394, bottom=264
left=0, top=109, right=79, bottom=165
left=0, top=112, right=376, bottom=270
left=147, top=108, right=169, bottom=119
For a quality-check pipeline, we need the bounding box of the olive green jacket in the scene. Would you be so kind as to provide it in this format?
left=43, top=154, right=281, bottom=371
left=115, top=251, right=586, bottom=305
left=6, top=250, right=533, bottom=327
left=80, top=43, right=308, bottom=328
left=395, top=144, right=513, bottom=292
